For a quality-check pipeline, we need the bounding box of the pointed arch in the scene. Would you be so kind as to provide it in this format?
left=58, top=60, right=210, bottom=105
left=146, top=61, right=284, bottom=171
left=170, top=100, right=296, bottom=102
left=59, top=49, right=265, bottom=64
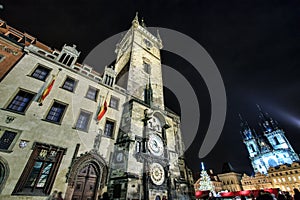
left=0, top=156, right=9, bottom=193
left=65, top=151, right=108, bottom=200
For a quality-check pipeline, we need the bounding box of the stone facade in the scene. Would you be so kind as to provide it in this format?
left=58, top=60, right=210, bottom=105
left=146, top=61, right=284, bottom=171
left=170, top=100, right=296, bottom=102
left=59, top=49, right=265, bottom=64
left=241, top=172, right=272, bottom=191
left=217, top=172, right=243, bottom=192
left=240, top=162, right=300, bottom=195
left=0, top=16, right=193, bottom=200
left=268, top=162, right=300, bottom=194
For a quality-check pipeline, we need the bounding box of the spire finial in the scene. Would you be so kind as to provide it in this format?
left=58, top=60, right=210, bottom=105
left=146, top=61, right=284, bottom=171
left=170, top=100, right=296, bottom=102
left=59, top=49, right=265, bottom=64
left=132, top=12, right=139, bottom=27
left=256, top=104, right=262, bottom=111
left=238, top=113, right=243, bottom=121
left=157, top=29, right=162, bottom=41
left=141, top=17, right=146, bottom=27
left=201, top=162, right=205, bottom=171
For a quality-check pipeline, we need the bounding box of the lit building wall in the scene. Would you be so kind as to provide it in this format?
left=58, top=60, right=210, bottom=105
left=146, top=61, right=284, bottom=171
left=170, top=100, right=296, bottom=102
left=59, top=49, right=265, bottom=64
left=217, top=172, right=243, bottom=192
left=241, top=172, right=272, bottom=191
left=268, top=162, right=300, bottom=194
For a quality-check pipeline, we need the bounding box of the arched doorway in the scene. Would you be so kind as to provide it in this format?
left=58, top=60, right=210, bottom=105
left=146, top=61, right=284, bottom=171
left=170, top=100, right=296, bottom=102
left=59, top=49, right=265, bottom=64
left=0, top=156, right=9, bottom=193
left=72, top=163, right=98, bottom=200
left=65, top=151, right=108, bottom=200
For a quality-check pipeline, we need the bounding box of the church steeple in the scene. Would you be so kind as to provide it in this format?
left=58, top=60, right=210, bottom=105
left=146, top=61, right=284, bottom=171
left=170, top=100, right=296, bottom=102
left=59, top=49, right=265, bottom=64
left=240, top=105, right=300, bottom=174
left=239, top=114, right=256, bottom=140
left=257, top=104, right=280, bottom=133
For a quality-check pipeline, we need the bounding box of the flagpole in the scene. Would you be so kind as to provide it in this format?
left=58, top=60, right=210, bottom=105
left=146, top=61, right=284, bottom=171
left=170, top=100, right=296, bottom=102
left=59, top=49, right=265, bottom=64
left=37, top=68, right=61, bottom=106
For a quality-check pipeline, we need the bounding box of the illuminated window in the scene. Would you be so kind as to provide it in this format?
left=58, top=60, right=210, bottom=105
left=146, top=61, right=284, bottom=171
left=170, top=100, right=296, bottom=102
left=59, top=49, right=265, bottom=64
left=62, top=76, right=77, bottom=92
left=12, top=142, right=66, bottom=196
left=282, top=178, right=286, bottom=182
left=85, top=86, right=98, bottom=101
left=31, top=65, right=51, bottom=81
left=288, top=177, right=291, bottom=181
left=7, top=89, right=35, bottom=113
left=293, top=176, right=297, bottom=181
left=278, top=178, right=281, bottom=183
left=282, top=186, right=286, bottom=191
left=45, top=101, right=67, bottom=124
left=104, top=120, right=115, bottom=138
left=75, top=110, right=92, bottom=131
left=273, top=179, right=277, bottom=183
left=109, top=96, right=119, bottom=110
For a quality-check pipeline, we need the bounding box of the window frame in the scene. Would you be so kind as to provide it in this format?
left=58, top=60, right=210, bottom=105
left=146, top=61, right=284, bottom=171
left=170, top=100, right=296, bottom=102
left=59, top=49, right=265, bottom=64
left=5, top=88, right=36, bottom=114
left=85, top=86, right=99, bottom=101
left=12, top=142, right=66, bottom=196
left=143, top=61, right=151, bottom=74
left=103, top=119, right=115, bottom=138
left=109, top=96, right=119, bottom=110
left=61, top=76, right=77, bottom=93
left=44, top=100, right=68, bottom=125
left=0, top=54, right=5, bottom=63
left=74, top=109, right=92, bottom=132
left=0, top=127, right=21, bottom=152
left=30, top=64, right=52, bottom=82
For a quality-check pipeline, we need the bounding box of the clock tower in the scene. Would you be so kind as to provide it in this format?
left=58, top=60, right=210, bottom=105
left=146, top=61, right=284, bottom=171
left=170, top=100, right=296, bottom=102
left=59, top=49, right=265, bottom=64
left=108, top=14, right=194, bottom=200
left=114, top=13, right=164, bottom=109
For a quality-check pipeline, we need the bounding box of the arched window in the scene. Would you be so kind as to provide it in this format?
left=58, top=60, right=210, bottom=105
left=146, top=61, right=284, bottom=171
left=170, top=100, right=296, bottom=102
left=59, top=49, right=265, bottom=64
left=63, top=55, right=70, bottom=65
left=59, top=53, right=66, bottom=63
left=274, top=136, right=280, bottom=145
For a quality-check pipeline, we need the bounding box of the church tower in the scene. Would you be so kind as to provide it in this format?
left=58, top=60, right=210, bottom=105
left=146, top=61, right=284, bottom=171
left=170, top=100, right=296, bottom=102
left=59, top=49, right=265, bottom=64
left=241, top=106, right=300, bottom=174
left=107, top=14, right=194, bottom=200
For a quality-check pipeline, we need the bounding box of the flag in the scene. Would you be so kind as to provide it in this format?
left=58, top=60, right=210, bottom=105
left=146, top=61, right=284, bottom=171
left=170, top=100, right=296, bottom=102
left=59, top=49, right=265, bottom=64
left=97, top=100, right=107, bottom=122
left=38, top=75, right=56, bottom=106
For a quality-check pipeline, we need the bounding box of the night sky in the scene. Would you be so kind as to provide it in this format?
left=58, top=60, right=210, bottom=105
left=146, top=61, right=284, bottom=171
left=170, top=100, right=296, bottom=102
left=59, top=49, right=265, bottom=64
left=2, top=0, right=300, bottom=176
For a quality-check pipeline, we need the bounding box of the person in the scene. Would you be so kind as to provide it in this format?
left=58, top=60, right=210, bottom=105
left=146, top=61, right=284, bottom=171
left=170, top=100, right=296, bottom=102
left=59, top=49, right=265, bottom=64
left=277, top=193, right=287, bottom=200
left=47, top=190, right=58, bottom=200
left=294, top=188, right=300, bottom=200
left=240, top=195, right=246, bottom=200
left=101, top=192, right=109, bottom=200
left=256, top=190, right=273, bottom=200
left=284, top=191, right=293, bottom=200
left=57, top=191, right=64, bottom=200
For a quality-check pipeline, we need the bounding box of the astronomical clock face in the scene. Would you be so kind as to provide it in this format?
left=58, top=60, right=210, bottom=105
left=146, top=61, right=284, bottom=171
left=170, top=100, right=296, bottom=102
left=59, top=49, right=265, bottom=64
left=148, top=134, right=164, bottom=157
left=150, top=163, right=165, bottom=185
left=143, top=38, right=153, bottom=49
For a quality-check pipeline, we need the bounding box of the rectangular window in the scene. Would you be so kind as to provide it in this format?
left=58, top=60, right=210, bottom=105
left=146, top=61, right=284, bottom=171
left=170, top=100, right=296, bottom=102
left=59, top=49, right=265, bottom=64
left=143, top=61, right=151, bottom=74
left=45, top=101, right=67, bottom=124
left=85, top=86, right=98, bottom=101
left=7, top=89, right=35, bottom=113
left=109, top=96, right=119, bottom=110
left=0, top=130, right=17, bottom=150
left=62, top=76, right=76, bottom=92
left=104, top=120, right=115, bottom=138
left=31, top=65, right=51, bottom=81
left=0, top=54, right=5, bottom=62
left=13, top=142, right=66, bottom=196
left=75, top=110, right=92, bottom=131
